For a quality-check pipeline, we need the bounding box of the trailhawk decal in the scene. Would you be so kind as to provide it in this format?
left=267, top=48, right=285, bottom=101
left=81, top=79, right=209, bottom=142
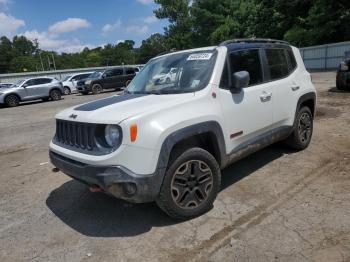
left=74, top=94, right=147, bottom=111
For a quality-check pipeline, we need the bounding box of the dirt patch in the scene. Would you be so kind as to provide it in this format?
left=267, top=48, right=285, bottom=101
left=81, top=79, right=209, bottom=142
left=315, top=106, right=341, bottom=120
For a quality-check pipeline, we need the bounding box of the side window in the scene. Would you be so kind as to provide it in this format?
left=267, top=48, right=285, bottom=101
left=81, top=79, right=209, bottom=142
left=104, top=70, right=114, bottom=77
left=285, top=49, right=297, bottom=72
left=41, top=78, right=52, bottom=84
left=265, top=49, right=290, bottom=80
left=229, top=49, right=263, bottom=86
left=125, top=68, right=135, bottom=75
left=25, top=79, right=36, bottom=86
left=113, top=69, right=123, bottom=76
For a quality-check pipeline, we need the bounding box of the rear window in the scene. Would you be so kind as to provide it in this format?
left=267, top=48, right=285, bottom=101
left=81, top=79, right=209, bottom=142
left=265, top=49, right=290, bottom=80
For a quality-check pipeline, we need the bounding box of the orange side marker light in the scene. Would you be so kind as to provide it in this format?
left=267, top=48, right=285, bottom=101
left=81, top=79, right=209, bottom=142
left=130, top=124, right=138, bottom=142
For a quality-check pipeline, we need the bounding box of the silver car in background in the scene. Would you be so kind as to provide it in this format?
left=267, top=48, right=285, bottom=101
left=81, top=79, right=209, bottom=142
left=0, top=77, right=64, bottom=107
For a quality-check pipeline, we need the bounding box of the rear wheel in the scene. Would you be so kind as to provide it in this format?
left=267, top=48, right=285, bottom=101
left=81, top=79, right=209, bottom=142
left=156, top=147, right=221, bottom=220
left=50, top=89, right=61, bottom=101
left=5, top=94, right=20, bottom=107
left=285, top=106, right=313, bottom=150
left=63, top=86, right=71, bottom=95
left=92, top=84, right=102, bottom=94
left=336, top=77, right=347, bottom=90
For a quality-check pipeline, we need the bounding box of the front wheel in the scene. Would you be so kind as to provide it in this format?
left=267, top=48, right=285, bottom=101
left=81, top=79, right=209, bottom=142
left=91, top=84, right=102, bottom=94
left=5, top=94, right=20, bottom=107
left=285, top=106, right=313, bottom=150
left=63, top=87, right=71, bottom=95
left=156, top=147, right=221, bottom=220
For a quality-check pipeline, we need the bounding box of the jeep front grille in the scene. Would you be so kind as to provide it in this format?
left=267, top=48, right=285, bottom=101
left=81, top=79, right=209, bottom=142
left=55, top=119, right=95, bottom=151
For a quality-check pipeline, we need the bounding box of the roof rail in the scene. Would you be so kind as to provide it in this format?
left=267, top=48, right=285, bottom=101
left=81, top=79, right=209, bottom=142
left=219, top=38, right=289, bottom=46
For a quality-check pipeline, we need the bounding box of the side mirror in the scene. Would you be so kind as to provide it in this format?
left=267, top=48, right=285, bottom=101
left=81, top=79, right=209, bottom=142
left=231, top=71, right=250, bottom=91
left=22, top=83, right=28, bottom=88
left=102, top=74, right=107, bottom=79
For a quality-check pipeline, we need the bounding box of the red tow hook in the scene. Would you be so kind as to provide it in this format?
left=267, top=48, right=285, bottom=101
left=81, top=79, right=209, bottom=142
left=89, top=185, right=102, bottom=193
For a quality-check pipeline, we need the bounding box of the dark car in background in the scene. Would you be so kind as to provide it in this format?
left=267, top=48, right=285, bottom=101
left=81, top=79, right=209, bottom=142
left=77, top=67, right=136, bottom=95
left=336, top=51, right=350, bottom=90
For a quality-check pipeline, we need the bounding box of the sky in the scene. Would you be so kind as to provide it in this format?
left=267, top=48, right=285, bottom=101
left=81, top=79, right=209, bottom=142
left=0, top=0, right=168, bottom=53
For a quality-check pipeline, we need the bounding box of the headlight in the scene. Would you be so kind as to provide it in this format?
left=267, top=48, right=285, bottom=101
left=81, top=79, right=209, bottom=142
left=340, top=62, right=349, bottom=71
left=85, top=80, right=92, bottom=85
left=104, top=125, right=122, bottom=147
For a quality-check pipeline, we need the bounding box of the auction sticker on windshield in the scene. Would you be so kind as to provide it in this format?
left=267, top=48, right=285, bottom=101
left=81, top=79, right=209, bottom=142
left=187, top=53, right=213, bottom=61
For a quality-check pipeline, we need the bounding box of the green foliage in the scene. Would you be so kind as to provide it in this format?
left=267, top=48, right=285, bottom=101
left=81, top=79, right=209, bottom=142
left=0, top=0, right=349, bottom=74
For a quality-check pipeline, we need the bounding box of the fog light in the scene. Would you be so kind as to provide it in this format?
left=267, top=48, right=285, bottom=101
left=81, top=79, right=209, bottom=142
left=123, top=183, right=137, bottom=195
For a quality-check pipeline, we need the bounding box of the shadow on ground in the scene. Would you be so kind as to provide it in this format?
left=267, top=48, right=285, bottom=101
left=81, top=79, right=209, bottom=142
left=46, top=144, right=294, bottom=237
left=328, top=87, right=350, bottom=93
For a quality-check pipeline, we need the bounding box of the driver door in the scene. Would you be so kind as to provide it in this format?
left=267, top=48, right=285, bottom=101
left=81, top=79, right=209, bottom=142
left=218, top=49, right=273, bottom=153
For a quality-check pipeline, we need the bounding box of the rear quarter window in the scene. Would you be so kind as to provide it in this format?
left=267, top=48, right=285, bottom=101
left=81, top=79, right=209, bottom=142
left=265, top=49, right=290, bottom=80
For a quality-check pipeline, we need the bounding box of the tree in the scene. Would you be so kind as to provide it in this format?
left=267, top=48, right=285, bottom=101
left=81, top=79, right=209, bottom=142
left=154, top=0, right=194, bottom=49
left=0, top=36, right=13, bottom=73
left=138, top=33, right=168, bottom=63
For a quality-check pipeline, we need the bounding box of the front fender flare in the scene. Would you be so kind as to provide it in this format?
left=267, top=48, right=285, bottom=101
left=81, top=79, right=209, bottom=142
left=156, top=121, right=227, bottom=170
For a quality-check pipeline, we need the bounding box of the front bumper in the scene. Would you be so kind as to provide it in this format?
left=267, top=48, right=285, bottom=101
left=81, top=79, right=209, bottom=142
left=77, top=84, right=90, bottom=92
left=50, top=150, right=165, bottom=203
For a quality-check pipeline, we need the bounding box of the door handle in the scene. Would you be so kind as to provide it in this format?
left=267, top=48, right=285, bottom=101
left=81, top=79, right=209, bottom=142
left=260, top=92, right=272, bottom=102
left=291, top=85, right=300, bottom=91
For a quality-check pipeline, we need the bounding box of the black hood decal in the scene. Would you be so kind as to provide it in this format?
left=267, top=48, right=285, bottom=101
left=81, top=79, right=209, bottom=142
left=74, top=94, right=147, bottom=111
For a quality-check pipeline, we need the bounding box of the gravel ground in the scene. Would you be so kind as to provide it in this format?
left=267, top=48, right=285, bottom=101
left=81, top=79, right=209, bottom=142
left=0, top=72, right=349, bottom=262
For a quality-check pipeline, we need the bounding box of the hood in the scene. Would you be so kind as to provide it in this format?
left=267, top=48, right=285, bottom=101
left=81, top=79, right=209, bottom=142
left=56, top=93, right=195, bottom=124
left=0, top=85, right=20, bottom=93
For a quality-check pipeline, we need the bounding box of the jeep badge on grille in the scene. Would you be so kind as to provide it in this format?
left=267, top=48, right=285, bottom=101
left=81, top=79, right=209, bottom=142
left=69, top=114, right=77, bottom=119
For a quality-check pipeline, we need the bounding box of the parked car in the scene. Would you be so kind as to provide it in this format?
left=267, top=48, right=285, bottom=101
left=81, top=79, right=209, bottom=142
left=0, top=77, right=63, bottom=107
left=76, top=67, right=136, bottom=95
left=49, top=39, right=316, bottom=219
left=61, top=72, right=93, bottom=95
left=336, top=51, right=350, bottom=90
left=0, top=83, right=13, bottom=88
left=152, top=67, right=178, bottom=84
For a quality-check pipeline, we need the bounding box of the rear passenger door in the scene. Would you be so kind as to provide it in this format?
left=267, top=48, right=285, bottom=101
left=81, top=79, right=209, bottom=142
left=263, top=48, right=299, bottom=127
left=219, top=49, right=274, bottom=152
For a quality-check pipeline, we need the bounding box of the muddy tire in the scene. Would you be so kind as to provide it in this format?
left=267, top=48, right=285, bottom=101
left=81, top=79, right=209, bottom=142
left=92, top=84, right=102, bottom=95
left=285, top=106, right=313, bottom=150
left=50, top=89, right=61, bottom=101
left=5, top=94, right=20, bottom=107
left=156, top=147, right=221, bottom=220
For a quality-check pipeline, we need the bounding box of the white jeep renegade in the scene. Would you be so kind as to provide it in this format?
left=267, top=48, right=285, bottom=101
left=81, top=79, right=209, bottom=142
left=50, top=39, right=316, bottom=219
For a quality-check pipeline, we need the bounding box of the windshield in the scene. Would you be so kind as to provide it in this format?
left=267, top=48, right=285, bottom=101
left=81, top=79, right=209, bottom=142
left=11, top=79, right=25, bottom=87
left=88, top=71, right=102, bottom=79
left=126, top=50, right=217, bottom=94
left=62, top=75, right=72, bottom=82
